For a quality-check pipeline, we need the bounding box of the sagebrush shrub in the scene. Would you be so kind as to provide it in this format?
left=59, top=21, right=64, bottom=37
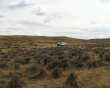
left=8, top=72, right=22, bottom=88
left=26, top=63, right=39, bottom=74
left=52, top=67, right=62, bottom=79
left=65, top=72, right=80, bottom=88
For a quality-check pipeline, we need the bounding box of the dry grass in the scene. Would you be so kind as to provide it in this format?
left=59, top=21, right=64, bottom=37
left=0, top=36, right=110, bottom=88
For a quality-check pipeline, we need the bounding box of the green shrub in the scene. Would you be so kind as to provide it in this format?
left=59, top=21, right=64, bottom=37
left=52, top=67, right=62, bottom=79
left=26, top=63, right=39, bottom=74
left=0, top=62, right=8, bottom=69
left=65, top=72, right=80, bottom=88
left=8, top=72, right=22, bottom=88
left=14, top=63, right=20, bottom=70
left=28, top=67, right=48, bottom=79
left=15, top=59, right=26, bottom=65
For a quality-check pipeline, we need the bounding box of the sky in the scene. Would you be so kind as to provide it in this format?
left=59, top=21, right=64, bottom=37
left=0, top=0, right=110, bottom=39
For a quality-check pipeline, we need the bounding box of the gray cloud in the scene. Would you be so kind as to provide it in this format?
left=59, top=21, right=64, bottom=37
left=90, top=22, right=97, bottom=25
left=72, top=16, right=80, bottom=19
left=99, top=0, right=110, bottom=3
left=0, top=15, right=4, bottom=18
left=18, top=20, right=48, bottom=27
left=8, top=1, right=31, bottom=9
left=34, top=7, right=63, bottom=23
left=35, top=7, right=46, bottom=16
left=44, top=11, right=63, bottom=23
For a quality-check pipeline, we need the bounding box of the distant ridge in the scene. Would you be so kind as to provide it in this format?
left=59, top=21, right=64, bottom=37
left=0, top=35, right=109, bottom=39
left=0, top=35, right=109, bottom=44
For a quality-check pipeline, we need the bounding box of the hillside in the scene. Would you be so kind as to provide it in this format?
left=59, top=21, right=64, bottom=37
left=0, top=36, right=83, bottom=49
left=0, top=36, right=109, bottom=49
left=0, top=36, right=84, bottom=44
left=0, top=36, right=110, bottom=88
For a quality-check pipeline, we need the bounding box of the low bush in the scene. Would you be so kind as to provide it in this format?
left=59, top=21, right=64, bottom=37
left=65, top=72, right=80, bottom=88
left=8, top=72, right=22, bottom=88
left=52, top=67, right=62, bottom=79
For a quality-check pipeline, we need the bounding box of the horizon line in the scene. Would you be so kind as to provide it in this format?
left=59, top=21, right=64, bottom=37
left=0, top=35, right=109, bottom=40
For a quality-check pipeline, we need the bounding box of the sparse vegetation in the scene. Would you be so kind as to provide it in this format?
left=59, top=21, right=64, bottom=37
left=26, top=63, right=39, bottom=74
left=0, top=36, right=110, bottom=88
left=65, top=72, right=79, bottom=88
left=8, top=72, right=22, bottom=88
left=52, top=67, right=62, bottom=79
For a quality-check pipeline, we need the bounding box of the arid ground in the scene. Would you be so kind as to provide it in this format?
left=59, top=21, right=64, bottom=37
left=0, top=36, right=110, bottom=88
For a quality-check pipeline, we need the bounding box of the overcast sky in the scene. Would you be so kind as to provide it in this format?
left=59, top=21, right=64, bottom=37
left=0, top=0, right=110, bottom=39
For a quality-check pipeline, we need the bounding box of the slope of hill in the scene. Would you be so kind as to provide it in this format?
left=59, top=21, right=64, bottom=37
left=0, top=36, right=109, bottom=49
left=0, top=36, right=110, bottom=88
left=0, top=36, right=85, bottom=49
